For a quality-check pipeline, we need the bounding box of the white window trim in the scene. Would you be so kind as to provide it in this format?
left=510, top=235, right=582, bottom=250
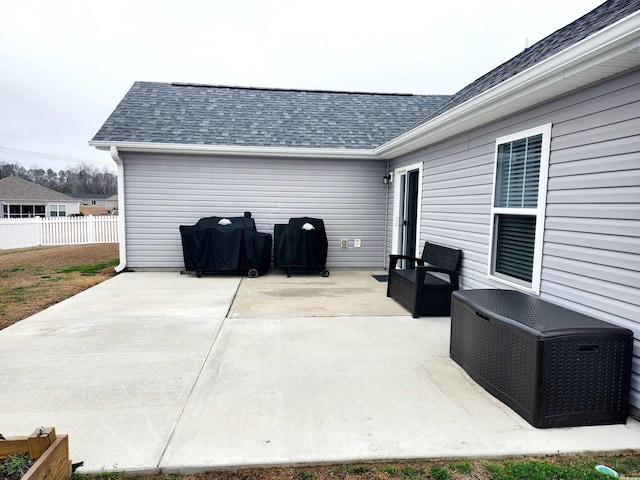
left=488, top=123, right=551, bottom=295
left=49, top=204, right=67, bottom=217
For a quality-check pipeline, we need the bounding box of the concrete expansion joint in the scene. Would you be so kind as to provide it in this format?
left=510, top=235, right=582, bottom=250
left=156, top=305, right=230, bottom=469
left=225, top=278, right=244, bottom=319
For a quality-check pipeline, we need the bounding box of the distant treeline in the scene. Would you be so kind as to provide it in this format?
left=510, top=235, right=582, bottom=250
left=0, top=162, right=117, bottom=196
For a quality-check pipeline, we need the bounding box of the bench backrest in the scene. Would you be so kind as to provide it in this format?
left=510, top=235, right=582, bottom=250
left=421, top=242, right=462, bottom=273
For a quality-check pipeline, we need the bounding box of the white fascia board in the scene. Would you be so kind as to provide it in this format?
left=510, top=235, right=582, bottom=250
left=89, top=140, right=380, bottom=160
left=376, top=11, right=640, bottom=160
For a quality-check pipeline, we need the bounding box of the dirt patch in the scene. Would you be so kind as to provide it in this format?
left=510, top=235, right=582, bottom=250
left=0, top=244, right=119, bottom=330
left=110, top=454, right=640, bottom=480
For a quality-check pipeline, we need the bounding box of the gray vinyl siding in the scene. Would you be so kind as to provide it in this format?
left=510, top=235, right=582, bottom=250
left=122, top=153, right=388, bottom=270
left=388, top=67, right=640, bottom=410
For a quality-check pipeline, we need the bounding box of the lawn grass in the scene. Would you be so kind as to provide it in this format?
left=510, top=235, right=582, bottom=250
left=56, top=260, right=119, bottom=275
left=0, top=244, right=119, bottom=330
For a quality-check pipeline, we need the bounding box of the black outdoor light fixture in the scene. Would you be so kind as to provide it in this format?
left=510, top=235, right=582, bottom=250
left=383, top=174, right=392, bottom=184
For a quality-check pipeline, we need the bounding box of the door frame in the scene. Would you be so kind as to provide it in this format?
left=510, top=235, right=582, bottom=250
left=391, top=162, right=423, bottom=257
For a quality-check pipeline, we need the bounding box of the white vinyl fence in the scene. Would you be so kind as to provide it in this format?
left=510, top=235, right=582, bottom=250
left=0, top=216, right=119, bottom=250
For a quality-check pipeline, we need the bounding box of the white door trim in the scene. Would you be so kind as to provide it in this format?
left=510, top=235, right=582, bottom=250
left=391, top=162, right=423, bottom=257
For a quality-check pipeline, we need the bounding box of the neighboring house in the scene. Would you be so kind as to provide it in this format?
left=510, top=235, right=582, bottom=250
left=71, top=194, right=110, bottom=207
left=71, top=195, right=119, bottom=215
left=71, top=194, right=112, bottom=216
left=0, top=176, right=80, bottom=218
left=91, top=0, right=640, bottom=411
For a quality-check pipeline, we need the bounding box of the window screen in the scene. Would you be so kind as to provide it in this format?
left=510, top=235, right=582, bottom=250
left=490, top=125, right=550, bottom=291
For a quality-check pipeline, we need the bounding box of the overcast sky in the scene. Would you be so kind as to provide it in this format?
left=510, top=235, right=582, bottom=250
left=0, top=0, right=605, bottom=173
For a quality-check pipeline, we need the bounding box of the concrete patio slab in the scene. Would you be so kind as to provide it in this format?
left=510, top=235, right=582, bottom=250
left=1, top=271, right=638, bottom=474
left=160, top=315, right=640, bottom=472
left=0, top=273, right=240, bottom=473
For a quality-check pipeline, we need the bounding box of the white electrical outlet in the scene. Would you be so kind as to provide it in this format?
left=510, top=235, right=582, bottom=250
left=340, top=239, right=348, bottom=248
left=354, top=239, right=361, bottom=248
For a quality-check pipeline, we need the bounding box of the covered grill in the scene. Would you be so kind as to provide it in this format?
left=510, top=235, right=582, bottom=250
left=274, top=217, right=329, bottom=277
left=180, top=214, right=272, bottom=277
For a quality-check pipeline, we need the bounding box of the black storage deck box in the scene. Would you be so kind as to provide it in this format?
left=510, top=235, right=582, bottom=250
left=274, top=217, right=329, bottom=277
left=450, top=289, right=633, bottom=428
left=180, top=215, right=272, bottom=277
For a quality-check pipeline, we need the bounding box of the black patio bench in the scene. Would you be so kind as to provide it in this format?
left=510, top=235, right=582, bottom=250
left=387, top=241, right=462, bottom=318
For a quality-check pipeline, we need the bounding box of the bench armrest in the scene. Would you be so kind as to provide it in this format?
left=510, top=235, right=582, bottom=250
left=389, top=254, right=424, bottom=270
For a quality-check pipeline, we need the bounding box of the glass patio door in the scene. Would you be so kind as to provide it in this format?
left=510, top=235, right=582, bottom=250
left=393, top=163, right=422, bottom=267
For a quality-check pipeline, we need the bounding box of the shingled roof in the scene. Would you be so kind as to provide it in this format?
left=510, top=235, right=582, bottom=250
left=92, top=83, right=450, bottom=150
left=0, top=176, right=76, bottom=202
left=91, top=0, right=639, bottom=153
left=417, top=0, right=640, bottom=125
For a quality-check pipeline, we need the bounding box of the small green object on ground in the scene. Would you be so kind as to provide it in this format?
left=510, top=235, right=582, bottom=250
left=595, top=464, right=619, bottom=477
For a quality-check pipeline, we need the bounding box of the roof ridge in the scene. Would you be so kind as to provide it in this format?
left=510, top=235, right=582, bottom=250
left=411, top=0, right=640, bottom=126
left=167, top=81, right=445, bottom=98
left=93, top=82, right=452, bottom=150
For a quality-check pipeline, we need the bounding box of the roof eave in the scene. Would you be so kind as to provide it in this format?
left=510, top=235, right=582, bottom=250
left=1, top=198, right=78, bottom=203
left=376, top=10, right=640, bottom=159
left=89, top=140, right=380, bottom=160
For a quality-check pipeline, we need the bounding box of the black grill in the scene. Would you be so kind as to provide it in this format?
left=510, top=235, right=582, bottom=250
left=179, top=214, right=272, bottom=277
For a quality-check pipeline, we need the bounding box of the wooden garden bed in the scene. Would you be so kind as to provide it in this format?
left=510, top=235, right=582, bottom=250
left=0, top=428, right=70, bottom=480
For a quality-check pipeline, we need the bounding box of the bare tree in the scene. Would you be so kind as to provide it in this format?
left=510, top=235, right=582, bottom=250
left=0, top=161, right=117, bottom=195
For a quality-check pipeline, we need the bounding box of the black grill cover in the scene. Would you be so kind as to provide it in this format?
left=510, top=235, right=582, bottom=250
left=180, top=216, right=272, bottom=275
left=274, top=217, right=328, bottom=271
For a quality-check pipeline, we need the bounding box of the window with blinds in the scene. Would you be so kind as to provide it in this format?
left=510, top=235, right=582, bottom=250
left=489, top=125, right=551, bottom=293
left=495, top=134, right=542, bottom=209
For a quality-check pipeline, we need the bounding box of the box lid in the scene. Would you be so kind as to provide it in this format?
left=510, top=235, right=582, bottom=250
left=453, top=289, right=633, bottom=338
